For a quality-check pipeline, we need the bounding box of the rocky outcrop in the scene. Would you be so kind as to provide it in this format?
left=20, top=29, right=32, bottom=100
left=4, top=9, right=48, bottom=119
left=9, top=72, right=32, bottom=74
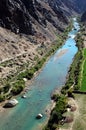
left=4, top=99, right=18, bottom=108
left=0, top=0, right=86, bottom=42
left=0, top=0, right=67, bottom=35
left=0, top=0, right=86, bottom=35
left=0, top=0, right=35, bottom=34
left=74, top=0, right=86, bottom=13
left=81, top=11, right=86, bottom=22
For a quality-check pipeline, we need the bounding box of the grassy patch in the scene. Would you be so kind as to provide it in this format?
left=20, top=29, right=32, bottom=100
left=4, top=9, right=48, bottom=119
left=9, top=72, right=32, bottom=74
left=45, top=95, right=67, bottom=130
left=60, top=94, right=86, bottom=130
left=72, top=94, right=86, bottom=130
left=80, top=49, right=86, bottom=91
left=61, top=26, right=85, bottom=94
left=61, top=50, right=83, bottom=94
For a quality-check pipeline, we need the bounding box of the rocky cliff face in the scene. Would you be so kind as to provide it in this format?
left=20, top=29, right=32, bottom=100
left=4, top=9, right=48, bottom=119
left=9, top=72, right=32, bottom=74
left=74, top=0, right=86, bottom=13
left=0, top=0, right=86, bottom=36
left=0, top=0, right=85, bottom=36
left=0, top=0, right=35, bottom=34
left=81, top=11, right=86, bottom=22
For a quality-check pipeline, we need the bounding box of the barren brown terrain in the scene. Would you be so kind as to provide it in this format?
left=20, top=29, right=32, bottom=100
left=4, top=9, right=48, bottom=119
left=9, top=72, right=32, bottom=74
left=0, top=26, right=55, bottom=86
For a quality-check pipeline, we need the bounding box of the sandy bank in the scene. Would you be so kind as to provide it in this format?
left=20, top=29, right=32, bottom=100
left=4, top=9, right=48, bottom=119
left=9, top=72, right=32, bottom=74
left=54, top=49, right=69, bottom=61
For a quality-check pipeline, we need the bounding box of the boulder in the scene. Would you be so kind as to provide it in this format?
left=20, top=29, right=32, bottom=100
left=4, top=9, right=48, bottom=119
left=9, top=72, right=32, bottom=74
left=36, top=113, right=43, bottom=119
left=21, top=95, right=27, bottom=98
left=4, top=99, right=18, bottom=108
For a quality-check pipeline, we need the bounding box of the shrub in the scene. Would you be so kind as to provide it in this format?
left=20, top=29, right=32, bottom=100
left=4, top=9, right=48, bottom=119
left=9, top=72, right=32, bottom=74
left=0, top=95, right=6, bottom=102
left=67, top=90, right=75, bottom=99
left=3, top=83, right=11, bottom=93
left=47, top=95, right=67, bottom=130
left=11, top=80, right=25, bottom=95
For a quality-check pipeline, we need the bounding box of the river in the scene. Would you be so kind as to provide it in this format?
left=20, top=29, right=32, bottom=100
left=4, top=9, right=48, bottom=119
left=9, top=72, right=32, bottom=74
left=0, top=18, right=80, bottom=130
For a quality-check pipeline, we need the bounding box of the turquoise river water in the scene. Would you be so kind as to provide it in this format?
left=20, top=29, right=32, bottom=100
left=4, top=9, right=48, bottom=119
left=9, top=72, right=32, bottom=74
left=0, top=19, right=80, bottom=130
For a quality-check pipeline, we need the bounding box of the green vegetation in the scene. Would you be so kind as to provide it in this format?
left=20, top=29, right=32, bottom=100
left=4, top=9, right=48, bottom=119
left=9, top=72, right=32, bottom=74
left=14, top=23, right=72, bottom=97
left=11, top=80, right=25, bottom=95
left=44, top=22, right=86, bottom=130
left=0, top=94, right=6, bottom=102
left=44, top=95, right=67, bottom=130
left=61, top=50, right=83, bottom=94
left=0, top=41, right=64, bottom=100
left=0, top=83, right=11, bottom=102
left=74, top=29, right=86, bottom=92
left=3, top=83, right=11, bottom=93
left=76, top=33, right=84, bottom=49
left=0, top=40, right=63, bottom=100
left=0, top=83, right=11, bottom=94
left=62, top=22, right=73, bottom=39
left=61, top=29, right=85, bottom=94
left=80, top=49, right=86, bottom=91
left=0, top=22, right=72, bottom=101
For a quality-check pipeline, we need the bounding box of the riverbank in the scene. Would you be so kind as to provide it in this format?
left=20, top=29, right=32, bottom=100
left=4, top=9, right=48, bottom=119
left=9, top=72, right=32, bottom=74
left=59, top=23, right=86, bottom=130
left=0, top=21, right=73, bottom=103
left=0, top=38, right=69, bottom=113
left=60, top=24, right=86, bottom=130
left=44, top=19, right=81, bottom=130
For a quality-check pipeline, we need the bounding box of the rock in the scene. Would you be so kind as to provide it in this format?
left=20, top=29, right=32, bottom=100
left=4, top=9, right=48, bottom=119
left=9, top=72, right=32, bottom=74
left=0, top=0, right=35, bottom=35
left=4, top=99, right=18, bottom=108
left=0, top=67, right=3, bottom=72
left=23, top=78, right=27, bottom=82
left=70, top=106, right=77, bottom=112
left=21, top=95, right=27, bottom=98
left=36, top=113, right=43, bottom=119
left=64, top=116, right=73, bottom=123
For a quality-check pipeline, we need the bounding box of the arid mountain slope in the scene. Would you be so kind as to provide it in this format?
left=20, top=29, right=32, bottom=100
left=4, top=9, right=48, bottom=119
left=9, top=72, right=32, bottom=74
left=81, top=11, right=86, bottom=22
left=0, top=0, right=68, bottom=35
left=0, top=0, right=83, bottom=35
left=0, top=0, right=77, bottom=64
left=0, top=0, right=86, bottom=64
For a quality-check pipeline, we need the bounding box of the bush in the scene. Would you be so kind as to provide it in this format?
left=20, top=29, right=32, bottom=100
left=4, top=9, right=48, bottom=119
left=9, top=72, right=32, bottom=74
left=67, top=90, right=75, bottom=99
left=61, top=50, right=83, bottom=93
left=47, top=95, right=67, bottom=130
left=0, top=87, right=3, bottom=94
left=51, top=94, right=60, bottom=101
left=11, top=80, right=25, bottom=95
left=3, top=83, right=11, bottom=93
left=0, top=95, right=6, bottom=102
